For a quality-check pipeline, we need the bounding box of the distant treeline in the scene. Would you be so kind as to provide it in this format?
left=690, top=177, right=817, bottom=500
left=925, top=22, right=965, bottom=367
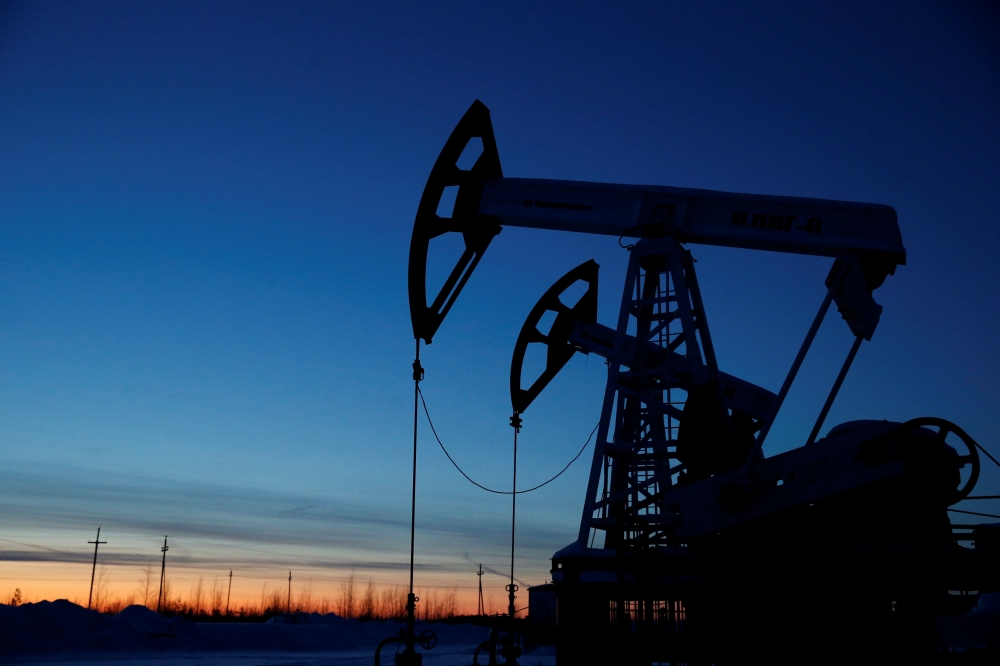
left=77, top=569, right=460, bottom=622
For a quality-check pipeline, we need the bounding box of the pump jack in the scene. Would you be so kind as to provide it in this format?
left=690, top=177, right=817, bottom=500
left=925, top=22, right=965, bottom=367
left=407, top=101, right=997, bottom=664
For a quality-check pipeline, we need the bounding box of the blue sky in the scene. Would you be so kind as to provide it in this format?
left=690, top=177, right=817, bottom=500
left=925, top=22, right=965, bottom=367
left=1, top=0, right=999, bottom=606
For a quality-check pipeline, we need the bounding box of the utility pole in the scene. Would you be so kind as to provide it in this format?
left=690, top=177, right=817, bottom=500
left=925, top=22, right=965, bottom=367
left=157, top=536, right=169, bottom=613
left=287, top=571, right=292, bottom=613
left=87, top=527, right=106, bottom=610
left=226, top=570, right=233, bottom=615
left=477, top=564, right=485, bottom=616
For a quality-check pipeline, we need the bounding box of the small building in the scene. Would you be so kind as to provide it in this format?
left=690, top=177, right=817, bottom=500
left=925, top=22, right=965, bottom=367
left=528, top=583, right=557, bottom=628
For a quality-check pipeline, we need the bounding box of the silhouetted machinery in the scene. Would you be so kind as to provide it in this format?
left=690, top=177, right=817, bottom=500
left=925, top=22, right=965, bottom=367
left=408, top=102, right=997, bottom=664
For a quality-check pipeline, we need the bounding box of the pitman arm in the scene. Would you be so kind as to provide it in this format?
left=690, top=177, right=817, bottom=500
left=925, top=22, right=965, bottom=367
left=570, top=321, right=777, bottom=421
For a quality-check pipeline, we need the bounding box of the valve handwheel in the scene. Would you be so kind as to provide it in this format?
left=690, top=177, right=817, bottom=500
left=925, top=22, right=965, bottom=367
left=894, top=417, right=980, bottom=504
left=419, top=629, right=437, bottom=650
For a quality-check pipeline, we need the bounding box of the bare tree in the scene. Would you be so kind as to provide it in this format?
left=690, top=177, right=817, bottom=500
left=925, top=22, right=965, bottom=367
left=92, top=566, right=110, bottom=612
left=267, top=589, right=284, bottom=615
left=359, top=578, right=375, bottom=620
left=418, top=588, right=455, bottom=621
left=190, top=577, right=204, bottom=615
left=137, top=566, right=155, bottom=608
left=256, top=582, right=283, bottom=616
left=441, top=587, right=457, bottom=619
left=161, top=578, right=173, bottom=613
left=210, top=578, right=223, bottom=615
left=377, top=585, right=406, bottom=620
left=337, top=572, right=356, bottom=619
left=418, top=588, right=433, bottom=621
left=296, top=579, right=314, bottom=613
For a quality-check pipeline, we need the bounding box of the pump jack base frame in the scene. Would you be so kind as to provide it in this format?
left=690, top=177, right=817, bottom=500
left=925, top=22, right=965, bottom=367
left=552, top=506, right=999, bottom=665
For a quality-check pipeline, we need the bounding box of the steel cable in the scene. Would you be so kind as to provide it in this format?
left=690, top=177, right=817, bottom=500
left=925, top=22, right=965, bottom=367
left=418, top=387, right=597, bottom=495
left=949, top=508, right=1000, bottom=520
left=952, top=441, right=1000, bottom=507
left=951, top=437, right=1000, bottom=518
left=974, top=440, right=1000, bottom=470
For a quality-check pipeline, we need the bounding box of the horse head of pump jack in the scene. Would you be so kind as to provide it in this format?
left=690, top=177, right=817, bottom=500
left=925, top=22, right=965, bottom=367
left=509, top=259, right=599, bottom=415
left=408, top=101, right=503, bottom=345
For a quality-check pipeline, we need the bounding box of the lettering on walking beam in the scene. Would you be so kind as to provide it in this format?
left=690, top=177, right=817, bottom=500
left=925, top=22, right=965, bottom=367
left=522, top=199, right=595, bottom=212
left=731, top=212, right=823, bottom=234
left=653, top=204, right=675, bottom=222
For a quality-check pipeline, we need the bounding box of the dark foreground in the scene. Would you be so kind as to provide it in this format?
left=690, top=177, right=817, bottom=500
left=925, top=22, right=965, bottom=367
left=0, top=600, right=558, bottom=665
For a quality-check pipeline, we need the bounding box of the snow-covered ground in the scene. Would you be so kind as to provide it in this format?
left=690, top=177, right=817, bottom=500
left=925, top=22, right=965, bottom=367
left=0, top=601, right=556, bottom=665
left=8, top=651, right=556, bottom=666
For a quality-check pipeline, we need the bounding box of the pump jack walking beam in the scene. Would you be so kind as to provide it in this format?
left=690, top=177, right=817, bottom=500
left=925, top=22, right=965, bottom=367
left=409, top=100, right=904, bottom=346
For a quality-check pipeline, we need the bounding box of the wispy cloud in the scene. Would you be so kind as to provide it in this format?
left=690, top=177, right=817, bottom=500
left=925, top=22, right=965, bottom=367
left=0, top=462, right=574, bottom=579
left=0, top=546, right=450, bottom=574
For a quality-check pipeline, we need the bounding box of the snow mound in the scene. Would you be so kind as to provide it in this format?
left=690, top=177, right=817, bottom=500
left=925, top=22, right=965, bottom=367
left=0, top=601, right=490, bottom=657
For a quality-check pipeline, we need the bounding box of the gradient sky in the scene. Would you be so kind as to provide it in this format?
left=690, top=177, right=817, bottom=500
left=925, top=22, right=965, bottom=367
left=1, top=0, right=999, bottom=611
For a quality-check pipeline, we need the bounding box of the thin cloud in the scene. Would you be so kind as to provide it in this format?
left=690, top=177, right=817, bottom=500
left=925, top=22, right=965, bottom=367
left=0, top=462, right=575, bottom=576
left=0, top=547, right=453, bottom=574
